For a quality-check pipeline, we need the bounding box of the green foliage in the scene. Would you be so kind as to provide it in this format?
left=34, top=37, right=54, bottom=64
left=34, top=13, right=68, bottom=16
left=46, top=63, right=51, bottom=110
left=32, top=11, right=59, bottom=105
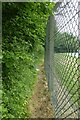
left=2, top=50, right=37, bottom=118
left=54, top=32, right=78, bottom=53
left=2, top=2, right=55, bottom=118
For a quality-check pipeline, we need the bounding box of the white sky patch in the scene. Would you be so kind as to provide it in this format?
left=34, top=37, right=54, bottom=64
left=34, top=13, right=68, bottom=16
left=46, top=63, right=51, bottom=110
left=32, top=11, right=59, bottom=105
left=55, top=0, right=78, bottom=37
left=50, top=0, right=60, bottom=2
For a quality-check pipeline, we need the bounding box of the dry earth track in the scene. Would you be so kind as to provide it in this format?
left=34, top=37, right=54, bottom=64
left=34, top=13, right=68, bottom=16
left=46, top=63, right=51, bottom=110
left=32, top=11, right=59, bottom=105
left=29, top=63, right=54, bottom=118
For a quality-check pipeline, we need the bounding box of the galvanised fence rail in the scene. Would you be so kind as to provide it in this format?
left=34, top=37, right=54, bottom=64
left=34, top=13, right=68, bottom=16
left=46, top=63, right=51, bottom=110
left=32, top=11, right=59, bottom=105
left=45, top=0, right=80, bottom=118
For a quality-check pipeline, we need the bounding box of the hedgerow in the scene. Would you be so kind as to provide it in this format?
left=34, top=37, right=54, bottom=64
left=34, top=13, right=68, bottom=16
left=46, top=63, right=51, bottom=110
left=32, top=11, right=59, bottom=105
left=2, top=2, right=55, bottom=118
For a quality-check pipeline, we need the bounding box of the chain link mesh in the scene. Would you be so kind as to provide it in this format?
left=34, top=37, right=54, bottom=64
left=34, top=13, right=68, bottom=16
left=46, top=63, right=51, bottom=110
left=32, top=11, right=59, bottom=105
left=45, top=0, right=80, bottom=118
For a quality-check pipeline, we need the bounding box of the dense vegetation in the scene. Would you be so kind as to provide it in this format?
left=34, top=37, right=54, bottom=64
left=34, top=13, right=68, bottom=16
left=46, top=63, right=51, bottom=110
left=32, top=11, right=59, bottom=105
left=2, top=2, right=55, bottom=118
left=54, top=32, right=78, bottom=53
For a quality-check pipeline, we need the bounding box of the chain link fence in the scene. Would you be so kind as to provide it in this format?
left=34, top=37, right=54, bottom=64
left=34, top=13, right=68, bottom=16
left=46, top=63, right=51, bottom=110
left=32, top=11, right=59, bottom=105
left=45, top=0, right=80, bottom=118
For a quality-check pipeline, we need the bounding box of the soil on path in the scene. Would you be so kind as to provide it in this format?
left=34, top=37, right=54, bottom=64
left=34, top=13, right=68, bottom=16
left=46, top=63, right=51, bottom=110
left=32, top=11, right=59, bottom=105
left=29, top=63, right=54, bottom=118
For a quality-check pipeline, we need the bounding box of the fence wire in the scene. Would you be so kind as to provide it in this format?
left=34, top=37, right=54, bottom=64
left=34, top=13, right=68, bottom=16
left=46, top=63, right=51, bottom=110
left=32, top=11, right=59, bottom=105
left=45, top=0, right=80, bottom=118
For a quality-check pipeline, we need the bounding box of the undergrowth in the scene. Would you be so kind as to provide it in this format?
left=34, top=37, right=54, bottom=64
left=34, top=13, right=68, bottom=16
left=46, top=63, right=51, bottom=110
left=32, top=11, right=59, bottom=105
left=2, top=43, right=44, bottom=118
left=2, top=2, right=55, bottom=118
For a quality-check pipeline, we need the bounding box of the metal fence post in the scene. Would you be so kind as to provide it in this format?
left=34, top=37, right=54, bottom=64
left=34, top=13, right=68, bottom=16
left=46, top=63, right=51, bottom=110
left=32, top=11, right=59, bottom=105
left=49, top=15, right=58, bottom=117
left=45, top=15, right=58, bottom=117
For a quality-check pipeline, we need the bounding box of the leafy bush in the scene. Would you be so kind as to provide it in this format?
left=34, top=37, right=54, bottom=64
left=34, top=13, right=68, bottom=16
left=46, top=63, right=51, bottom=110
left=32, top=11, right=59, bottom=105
left=2, top=2, right=55, bottom=118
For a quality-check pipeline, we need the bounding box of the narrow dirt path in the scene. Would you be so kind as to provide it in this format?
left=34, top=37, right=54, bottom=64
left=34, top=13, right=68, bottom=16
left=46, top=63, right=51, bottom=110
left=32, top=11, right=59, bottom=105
left=29, top=63, right=54, bottom=118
